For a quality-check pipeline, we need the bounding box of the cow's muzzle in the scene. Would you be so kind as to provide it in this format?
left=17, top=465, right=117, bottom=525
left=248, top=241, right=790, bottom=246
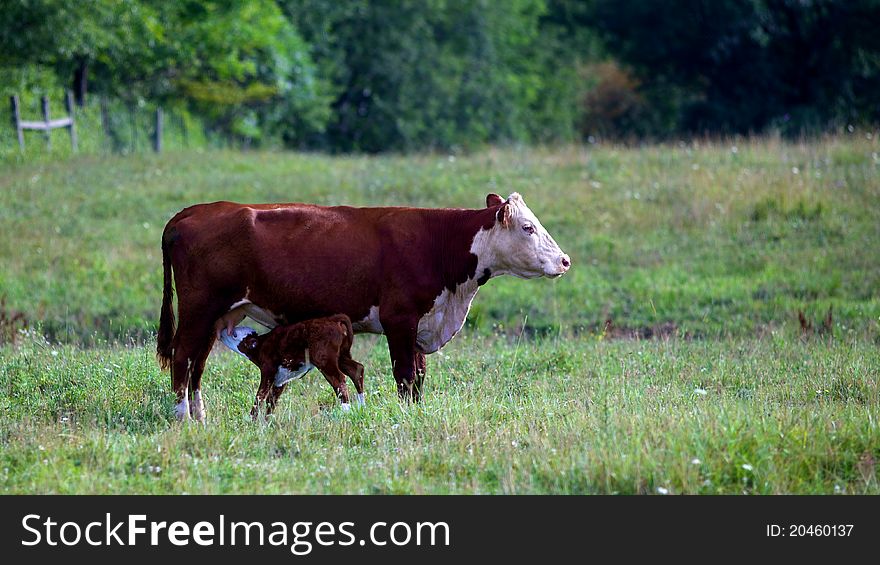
left=547, top=253, right=571, bottom=277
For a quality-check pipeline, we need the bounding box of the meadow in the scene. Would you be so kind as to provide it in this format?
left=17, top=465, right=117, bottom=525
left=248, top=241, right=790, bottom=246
left=1, top=135, right=878, bottom=493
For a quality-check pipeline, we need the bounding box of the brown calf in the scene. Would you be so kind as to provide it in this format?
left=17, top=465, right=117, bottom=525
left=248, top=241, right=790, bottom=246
left=217, top=313, right=365, bottom=418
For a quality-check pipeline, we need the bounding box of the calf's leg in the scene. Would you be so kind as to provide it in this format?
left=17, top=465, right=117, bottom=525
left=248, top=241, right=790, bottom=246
left=312, top=347, right=352, bottom=409
left=251, top=364, right=275, bottom=420
left=266, top=383, right=288, bottom=416
left=340, top=356, right=365, bottom=406
left=413, top=352, right=427, bottom=402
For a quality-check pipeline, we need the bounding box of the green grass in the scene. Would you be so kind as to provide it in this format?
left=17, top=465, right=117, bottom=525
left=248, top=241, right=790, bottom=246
left=1, top=136, right=879, bottom=493
left=1, top=136, right=878, bottom=342
left=2, top=333, right=878, bottom=494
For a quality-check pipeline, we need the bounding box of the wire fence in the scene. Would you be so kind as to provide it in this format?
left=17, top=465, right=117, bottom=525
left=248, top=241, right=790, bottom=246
left=2, top=91, right=221, bottom=161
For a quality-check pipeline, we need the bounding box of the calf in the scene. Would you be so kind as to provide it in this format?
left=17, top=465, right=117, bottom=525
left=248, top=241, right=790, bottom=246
left=217, top=312, right=365, bottom=418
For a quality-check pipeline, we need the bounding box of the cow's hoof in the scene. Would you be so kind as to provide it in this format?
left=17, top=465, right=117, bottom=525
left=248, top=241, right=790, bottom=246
left=340, top=403, right=351, bottom=413
left=355, top=393, right=366, bottom=407
left=190, top=391, right=207, bottom=422
left=174, top=399, right=191, bottom=421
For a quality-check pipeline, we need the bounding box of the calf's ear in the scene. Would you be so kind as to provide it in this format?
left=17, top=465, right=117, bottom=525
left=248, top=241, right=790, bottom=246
left=486, top=193, right=504, bottom=207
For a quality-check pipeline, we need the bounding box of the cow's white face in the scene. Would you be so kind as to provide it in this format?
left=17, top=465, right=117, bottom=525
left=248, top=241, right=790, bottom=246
left=479, top=192, right=571, bottom=279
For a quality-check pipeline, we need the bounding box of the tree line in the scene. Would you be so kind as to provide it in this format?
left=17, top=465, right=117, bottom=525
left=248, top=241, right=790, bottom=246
left=2, top=0, right=878, bottom=152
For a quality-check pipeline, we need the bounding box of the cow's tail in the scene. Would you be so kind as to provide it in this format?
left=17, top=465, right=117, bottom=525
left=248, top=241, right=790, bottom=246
left=156, top=225, right=176, bottom=370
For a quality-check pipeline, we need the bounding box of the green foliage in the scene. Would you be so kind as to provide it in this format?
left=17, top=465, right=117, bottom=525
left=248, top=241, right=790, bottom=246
left=1, top=0, right=332, bottom=145
left=282, top=0, right=579, bottom=151
left=1, top=1, right=879, bottom=149
left=2, top=0, right=591, bottom=152
left=162, top=0, right=333, bottom=143
left=0, top=64, right=62, bottom=101
left=588, top=0, right=880, bottom=137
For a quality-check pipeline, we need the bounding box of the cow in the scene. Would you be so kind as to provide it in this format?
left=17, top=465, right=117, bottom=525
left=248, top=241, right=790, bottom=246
left=157, top=192, right=570, bottom=421
left=216, top=313, right=365, bottom=418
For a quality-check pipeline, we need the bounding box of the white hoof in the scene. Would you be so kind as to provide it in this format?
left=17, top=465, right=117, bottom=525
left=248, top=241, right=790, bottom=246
left=355, top=393, right=366, bottom=407
left=174, top=398, right=190, bottom=421
left=340, top=403, right=351, bottom=412
left=190, top=390, right=206, bottom=422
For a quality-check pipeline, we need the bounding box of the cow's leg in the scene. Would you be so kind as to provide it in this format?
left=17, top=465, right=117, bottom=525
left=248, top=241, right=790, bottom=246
left=170, top=349, right=191, bottom=421
left=187, top=337, right=216, bottom=422
left=413, top=352, right=427, bottom=402
left=340, top=356, right=365, bottom=406
left=185, top=318, right=220, bottom=422
left=383, top=321, right=418, bottom=402
left=170, top=323, right=213, bottom=421
left=172, top=301, right=224, bottom=422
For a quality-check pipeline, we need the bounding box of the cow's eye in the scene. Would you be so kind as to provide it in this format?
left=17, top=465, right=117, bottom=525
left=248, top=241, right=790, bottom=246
left=522, top=223, right=535, bottom=235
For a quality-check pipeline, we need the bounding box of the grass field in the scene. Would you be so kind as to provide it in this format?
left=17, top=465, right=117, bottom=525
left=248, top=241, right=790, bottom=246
left=1, top=136, right=878, bottom=493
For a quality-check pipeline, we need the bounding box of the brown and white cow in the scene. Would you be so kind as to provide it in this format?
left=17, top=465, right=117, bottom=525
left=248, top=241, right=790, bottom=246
left=157, top=192, right=570, bottom=421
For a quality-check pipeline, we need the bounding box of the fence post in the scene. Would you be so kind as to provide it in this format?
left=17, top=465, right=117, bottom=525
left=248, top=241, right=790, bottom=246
left=64, top=90, right=78, bottom=152
left=10, top=96, right=24, bottom=151
left=41, top=96, right=52, bottom=149
left=154, top=107, right=163, bottom=153
left=129, top=106, right=137, bottom=153
left=100, top=97, right=110, bottom=140
left=180, top=113, right=189, bottom=148
left=100, top=96, right=115, bottom=153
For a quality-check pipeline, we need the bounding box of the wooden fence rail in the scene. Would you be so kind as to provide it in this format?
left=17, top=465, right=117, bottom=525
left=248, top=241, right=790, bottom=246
left=10, top=91, right=78, bottom=152
left=9, top=92, right=175, bottom=155
left=10, top=91, right=189, bottom=153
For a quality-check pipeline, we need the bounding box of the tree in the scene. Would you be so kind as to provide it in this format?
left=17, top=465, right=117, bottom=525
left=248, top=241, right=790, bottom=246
left=589, top=0, right=880, bottom=136
left=282, top=0, right=575, bottom=152
left=1, top=0, right=332, bottom=144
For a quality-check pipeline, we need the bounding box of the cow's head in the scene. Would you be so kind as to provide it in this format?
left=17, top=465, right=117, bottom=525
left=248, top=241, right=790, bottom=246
left=481, top=192, right=571, bottom=279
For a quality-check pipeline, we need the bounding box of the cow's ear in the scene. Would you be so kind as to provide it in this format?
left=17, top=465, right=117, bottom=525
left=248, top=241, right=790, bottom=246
left=496, top=202, right=513, bottom=228
left=486, top=193, right=504, bottom=207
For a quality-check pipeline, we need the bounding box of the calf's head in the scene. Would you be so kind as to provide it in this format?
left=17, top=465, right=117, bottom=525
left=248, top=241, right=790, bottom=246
left=238, top=333, right=261, bottom=360
left=218, top=326, right=260, bottom=362
left=481, top=193, right=571, bottom=279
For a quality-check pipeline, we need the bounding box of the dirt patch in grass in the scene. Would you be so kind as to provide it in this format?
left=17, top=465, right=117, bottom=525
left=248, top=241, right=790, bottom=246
left=0, top=296, right=27, bottom=345
left=798, top=306, right=834, bottom=340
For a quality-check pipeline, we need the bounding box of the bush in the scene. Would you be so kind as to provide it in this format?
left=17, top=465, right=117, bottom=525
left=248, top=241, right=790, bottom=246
left=579, top=61, right=648, bottom=139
